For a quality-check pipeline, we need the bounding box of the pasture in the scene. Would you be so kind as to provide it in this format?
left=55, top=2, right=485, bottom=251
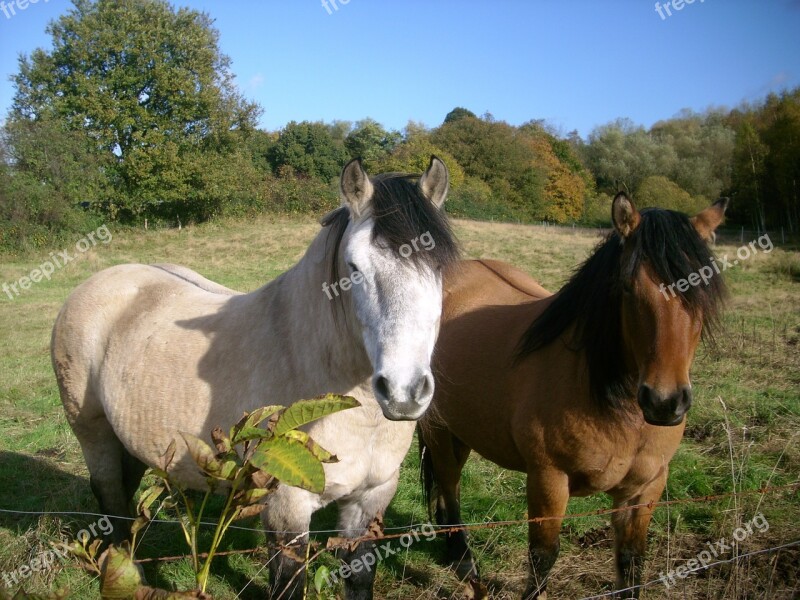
left=0, top=215, right=798, bottom=599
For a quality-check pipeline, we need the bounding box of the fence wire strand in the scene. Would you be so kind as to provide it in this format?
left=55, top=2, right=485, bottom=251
left=1, top=481, right=797, bottom=598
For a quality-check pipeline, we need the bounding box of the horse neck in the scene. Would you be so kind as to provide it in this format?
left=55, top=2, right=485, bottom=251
left=244, top=227, right=371, bottom=395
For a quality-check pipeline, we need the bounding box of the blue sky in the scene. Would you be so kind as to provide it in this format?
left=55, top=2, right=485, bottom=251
left=1, top=0, right=799, bottom=137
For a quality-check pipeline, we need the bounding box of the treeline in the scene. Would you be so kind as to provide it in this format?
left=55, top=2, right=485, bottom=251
left=1, top=0, right=798, bottom=251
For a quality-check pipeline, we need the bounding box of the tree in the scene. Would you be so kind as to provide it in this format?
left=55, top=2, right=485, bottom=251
left=635, top=176, right=706, bottom=215
left=732, top=119, right=769, bottom=230
left=9, top=0, right=261, bottom=221
left=344, top=118, right=401, bottom=167
left=650, top=112, right=735, bottom=200
left=371, top=134, right=464, bottom=189
left=584, top=119, right=676, bottom=195
left=443, top=107, right=477, bottom=124
left=760, top=90, right=800, bottom=232
left=0, top=116, right=107, bottom=248
left=267, top=121, right=349, bottom=182
left=433, top=115, right=586, bottom=222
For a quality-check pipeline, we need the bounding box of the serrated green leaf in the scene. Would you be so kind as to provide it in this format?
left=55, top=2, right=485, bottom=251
left=230, top=406, right=284, bottom=443
left=159, top=439, right=177, bottom=471
left=249, top=436, right=326, bottom=493
left=283, top=430, right=338, bottom=463
left=216, top=459, right=239, bottom=481
left=234, top=487, right=272, bottom=506
left=149, top=467, right=170, bottom=480
left=232, top=425, right=273, bottom=444
left=180, top=432, right=221, bottom=476
left=99, top=545, right=143, bottom=598
left=130, top=515, right=150, bottom=538
left=136, top=484, right=164, bottom=515
left=273, top=395, right=360, bottom=436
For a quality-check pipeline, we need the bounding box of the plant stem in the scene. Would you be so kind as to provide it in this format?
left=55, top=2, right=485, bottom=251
left=197, top=484, right=238, bottom=592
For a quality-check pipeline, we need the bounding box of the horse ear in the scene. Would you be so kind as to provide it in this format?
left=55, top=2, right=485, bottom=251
left=340, top=158, right=374, bottom=218
left=612, top=192, right=641, bottom=239
left=419, top=155, right=449, bottom=209
left=691, top=197, right=729, bottom=242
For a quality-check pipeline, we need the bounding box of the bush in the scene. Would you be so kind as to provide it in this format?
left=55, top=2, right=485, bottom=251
left=446, top=177, right=525, bottom=222
left=580, top=193, right=613, bottom=227
left=0, top=168, right=106, bottom=253
left=264, top=173, right=340, bottom=215
left=635, top=175, right=708, bottom=215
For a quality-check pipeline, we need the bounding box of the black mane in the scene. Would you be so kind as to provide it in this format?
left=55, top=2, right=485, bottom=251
left=516, top=207, right=727, bottom=408
left=321, top=172, right=459, bottom=306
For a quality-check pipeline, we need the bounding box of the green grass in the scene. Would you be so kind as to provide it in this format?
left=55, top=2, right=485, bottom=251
left=1, top=215, right=798, bottom=599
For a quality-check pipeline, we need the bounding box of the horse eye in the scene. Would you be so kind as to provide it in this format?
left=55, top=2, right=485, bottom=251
left=347, top=262, right=359, bottom=273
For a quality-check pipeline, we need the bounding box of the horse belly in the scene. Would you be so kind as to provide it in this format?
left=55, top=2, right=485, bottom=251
left=568, top=458, right=632, bottom=496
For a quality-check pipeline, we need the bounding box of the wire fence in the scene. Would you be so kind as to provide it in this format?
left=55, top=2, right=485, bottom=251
left=1, top=481, right=798, bottom=598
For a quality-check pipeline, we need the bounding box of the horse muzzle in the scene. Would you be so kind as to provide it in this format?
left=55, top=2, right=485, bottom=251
left=372, top=370, right=434, bottom=421
left=637, top=383, right=692, bottom=427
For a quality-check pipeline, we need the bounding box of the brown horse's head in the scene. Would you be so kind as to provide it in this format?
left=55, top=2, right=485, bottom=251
left=612, top=193, right=728, bottom=426
left=517, top=194, right=728, bottom=426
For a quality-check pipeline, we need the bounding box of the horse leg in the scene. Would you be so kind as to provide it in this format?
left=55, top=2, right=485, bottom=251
left=522, top=469, right=569, bottom=600
left=334, top=475, right=400, bottom=600
left=73, top=415, right=137, bottom=544
left=420, top=425, right=476, bottom=579
left=611, top=474, right=668, bottom=599
left=262, top=486, right=317, bottom=600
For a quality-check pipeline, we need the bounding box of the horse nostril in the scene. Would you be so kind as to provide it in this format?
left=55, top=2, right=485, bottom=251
left=679, top=386, right=693, bottom=412
left=637, top=384, right=654, bottom=410
left=374, top=375, right=390, bottom=401
left=409, top=373, right=433, bottom=404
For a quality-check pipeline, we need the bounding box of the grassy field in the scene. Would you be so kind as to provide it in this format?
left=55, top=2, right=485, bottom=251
left=0, top=215, right=798, bottom=599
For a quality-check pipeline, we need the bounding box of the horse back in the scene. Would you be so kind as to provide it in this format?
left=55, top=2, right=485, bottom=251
left=52, top=263, right=234, bottom=424
left=443, top=259, right=550, bottom=318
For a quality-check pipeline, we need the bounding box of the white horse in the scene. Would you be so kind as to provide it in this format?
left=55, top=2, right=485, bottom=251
left=51, top=157, right=458, bottom=599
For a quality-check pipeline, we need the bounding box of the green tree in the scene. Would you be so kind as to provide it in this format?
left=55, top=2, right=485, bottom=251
left=443, top=107, right=477, bottom=124
left=344, top=118, right=401, bottom=167
left=635, top=175, right=706, bottom=215
left=433, top=115, right=586, bottom=222
left=9, top=0, right=260, bottom=222
left=371, top=134, right=464, bottom=189
left=267, top=121, right=349, bottom=182
left=760, top=90, right=800, bottom=232
left=650, top=111, right=735, bottom=200
left=584, top=119, right=676, bottom=195
left=0, top=115, right=107, bottom=248
left=732, top=119, right=769, bottom=230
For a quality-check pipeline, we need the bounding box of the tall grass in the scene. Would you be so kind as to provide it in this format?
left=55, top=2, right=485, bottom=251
left=0, top=215, right=797, bottom=599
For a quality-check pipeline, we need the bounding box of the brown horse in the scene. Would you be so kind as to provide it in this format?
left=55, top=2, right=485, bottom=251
left=419, top=193, right=728, bottom=598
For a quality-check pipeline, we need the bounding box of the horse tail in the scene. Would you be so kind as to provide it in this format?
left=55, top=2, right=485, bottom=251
left=417, top=424, right=437, bottom=521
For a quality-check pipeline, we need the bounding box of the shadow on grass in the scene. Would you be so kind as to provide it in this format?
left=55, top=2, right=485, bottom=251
left=0, top=451, right=485, bottom=597
left=0, top=451, right=94, bottom=532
